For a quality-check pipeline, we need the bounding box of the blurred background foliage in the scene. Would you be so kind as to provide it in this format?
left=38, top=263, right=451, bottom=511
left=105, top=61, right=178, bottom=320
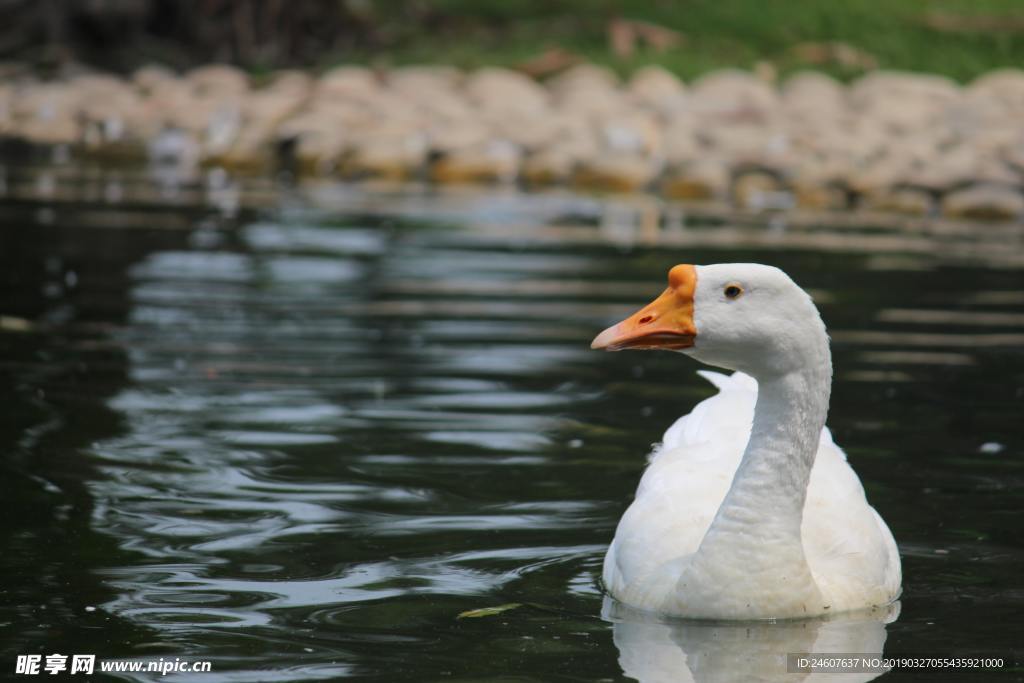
left=3, top=0, right=1024, bottom=80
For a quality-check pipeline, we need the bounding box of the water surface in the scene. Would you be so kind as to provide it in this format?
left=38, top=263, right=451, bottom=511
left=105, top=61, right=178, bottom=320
left=1, top=165, right=1022, bottom=681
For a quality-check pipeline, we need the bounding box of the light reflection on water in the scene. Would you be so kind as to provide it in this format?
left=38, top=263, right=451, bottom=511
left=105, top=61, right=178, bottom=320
left=1, top=166, right=1022, bottom=681
left=606, top=599, right=899, bottom=683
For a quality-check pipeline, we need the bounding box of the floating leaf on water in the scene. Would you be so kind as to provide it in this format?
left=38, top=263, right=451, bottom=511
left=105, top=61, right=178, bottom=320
left=0, top=316, right=33, bottom=333
left=457, top=603, right=523, bottom=620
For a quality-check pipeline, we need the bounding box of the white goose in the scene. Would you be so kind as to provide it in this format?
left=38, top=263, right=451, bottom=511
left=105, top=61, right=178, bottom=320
left=592, top=263, right=901, bottom=619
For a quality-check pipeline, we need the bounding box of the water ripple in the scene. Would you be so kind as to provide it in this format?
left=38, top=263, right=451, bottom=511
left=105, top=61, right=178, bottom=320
left=4, top=169, right=1021, bottom=681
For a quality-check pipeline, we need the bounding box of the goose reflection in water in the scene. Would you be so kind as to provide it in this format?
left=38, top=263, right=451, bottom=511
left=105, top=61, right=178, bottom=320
left=605, top=597, right=900, bottom=683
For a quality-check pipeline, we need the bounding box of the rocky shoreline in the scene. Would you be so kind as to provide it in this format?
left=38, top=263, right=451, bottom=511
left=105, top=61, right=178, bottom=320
left=3, top=62, right=1024, bottom=221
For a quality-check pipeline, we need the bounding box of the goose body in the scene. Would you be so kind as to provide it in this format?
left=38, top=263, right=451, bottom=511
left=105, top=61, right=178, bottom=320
left=593, top=263, right=901, bottom=619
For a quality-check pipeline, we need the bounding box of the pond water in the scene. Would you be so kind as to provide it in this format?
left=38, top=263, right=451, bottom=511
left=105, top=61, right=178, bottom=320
left=1, top=164, right=1022, bottom=681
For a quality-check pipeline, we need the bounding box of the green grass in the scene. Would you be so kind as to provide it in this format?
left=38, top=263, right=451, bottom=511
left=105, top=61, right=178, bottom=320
left=338, top=0, right=1024, bottom=82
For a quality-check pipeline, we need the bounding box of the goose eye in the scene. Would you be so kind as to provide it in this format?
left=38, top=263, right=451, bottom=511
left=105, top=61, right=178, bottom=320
left=724, top=284, right=743, bottom=299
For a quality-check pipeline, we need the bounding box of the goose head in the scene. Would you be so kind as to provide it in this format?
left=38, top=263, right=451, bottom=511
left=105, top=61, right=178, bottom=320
left=591, top=263, right=828, bottom=377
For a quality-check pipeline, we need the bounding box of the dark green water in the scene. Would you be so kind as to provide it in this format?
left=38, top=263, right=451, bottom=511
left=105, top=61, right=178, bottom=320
left=1, top=165, right=1022, bottom=681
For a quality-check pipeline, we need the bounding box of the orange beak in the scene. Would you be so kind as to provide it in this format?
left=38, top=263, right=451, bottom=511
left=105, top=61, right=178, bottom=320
left=591, top=264, right=697, bottom=351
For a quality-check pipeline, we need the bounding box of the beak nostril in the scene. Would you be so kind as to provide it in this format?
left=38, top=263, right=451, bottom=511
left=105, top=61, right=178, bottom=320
left=638, top=315, right=654, bottom=325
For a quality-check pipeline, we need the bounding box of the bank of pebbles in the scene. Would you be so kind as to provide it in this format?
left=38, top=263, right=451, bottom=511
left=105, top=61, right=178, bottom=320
left=4, top=62, right=1024, bottom=220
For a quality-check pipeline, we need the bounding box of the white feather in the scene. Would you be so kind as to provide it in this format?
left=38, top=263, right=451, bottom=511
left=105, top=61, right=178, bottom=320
left=600, top=264, right=900, bottom=619
left=604, top=369, right=901, bottom=617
